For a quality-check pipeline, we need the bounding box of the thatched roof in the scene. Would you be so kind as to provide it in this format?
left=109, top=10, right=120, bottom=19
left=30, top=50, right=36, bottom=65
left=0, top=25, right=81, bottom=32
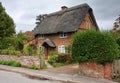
left=42, top=39, right=56, bottom=48
left=33, top=3, right=99, bottom=36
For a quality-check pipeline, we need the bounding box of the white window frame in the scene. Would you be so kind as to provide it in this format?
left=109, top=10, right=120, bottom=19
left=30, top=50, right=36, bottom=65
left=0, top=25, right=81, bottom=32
left=38, top=34, right=44, bottom=39
left=58, top=45, right=66, bottom=53
left=59, top=33, right=67, bottom=38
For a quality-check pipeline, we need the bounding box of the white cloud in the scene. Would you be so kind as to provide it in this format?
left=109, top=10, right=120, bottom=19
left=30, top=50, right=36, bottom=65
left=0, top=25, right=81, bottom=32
left=1, top=0, right=120, bottom=32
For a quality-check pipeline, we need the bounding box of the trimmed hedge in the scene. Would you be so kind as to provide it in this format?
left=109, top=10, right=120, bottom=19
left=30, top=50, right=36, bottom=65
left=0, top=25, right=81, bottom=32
left=72, top=30, right=120, bottom=64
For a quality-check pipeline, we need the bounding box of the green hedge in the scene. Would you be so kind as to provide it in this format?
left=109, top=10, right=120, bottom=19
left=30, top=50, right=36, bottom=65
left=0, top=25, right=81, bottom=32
left=72, top=30, right=120, bottom=64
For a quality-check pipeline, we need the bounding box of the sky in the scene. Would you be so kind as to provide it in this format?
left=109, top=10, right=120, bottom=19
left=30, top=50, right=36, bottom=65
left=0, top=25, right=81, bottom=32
left=0, top=0, right=120, bottom=33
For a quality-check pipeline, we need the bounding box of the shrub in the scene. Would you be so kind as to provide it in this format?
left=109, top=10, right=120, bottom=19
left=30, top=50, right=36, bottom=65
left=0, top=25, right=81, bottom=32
left=48, top=51, right=71, bottom=64
left=0, top=60, right=21, bottom=67
left=0, top=49, right=21, bottom=56
left=48, top=51, right=72, bottom=67
left=11, top=61, right=21, bottom=67
left=23, top=45, right=37, bottom=56
left=48, top=51, right=59, bottom=64
left=72, top=30, right=120, bottom=64
left=58, top=53, right=71, bottom=63
left=29, top=64, right=38, bottom=70
left=0, top=37, right=16, bottom=50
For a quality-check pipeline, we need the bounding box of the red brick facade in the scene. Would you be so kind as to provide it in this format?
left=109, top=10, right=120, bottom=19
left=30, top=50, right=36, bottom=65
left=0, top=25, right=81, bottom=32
left=79, top=62, right=112, bottom=80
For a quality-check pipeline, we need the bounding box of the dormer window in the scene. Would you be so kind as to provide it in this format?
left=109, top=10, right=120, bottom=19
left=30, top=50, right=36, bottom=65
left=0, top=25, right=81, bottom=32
left=59, top=33, right=67, bottom=38
left=38, top=34, right=44, bottom=39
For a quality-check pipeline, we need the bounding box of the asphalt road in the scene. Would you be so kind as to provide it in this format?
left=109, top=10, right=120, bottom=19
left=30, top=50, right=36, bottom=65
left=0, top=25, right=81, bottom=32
left=0, top=70, right=62, bottom=83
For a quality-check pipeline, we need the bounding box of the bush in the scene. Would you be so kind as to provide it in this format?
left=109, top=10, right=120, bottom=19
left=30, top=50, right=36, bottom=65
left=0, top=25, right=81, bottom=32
left=58, top=53, right=71, bottom=63
left=72, top=30, right=120, bottom=64
left=0, top=49, right=21, bottom=56
left=23, top=45, right=37, bottom=56
left=0, top=60, right=21, bottom=67
left=48, top=51, right=59, bottom=64
left=11, top=61, right=21, bottom=67
left=0, top=37, right=16, bottom=50
left=48, top=51, right=72, bottom=67
left=29, top=64, right=38, bottom=70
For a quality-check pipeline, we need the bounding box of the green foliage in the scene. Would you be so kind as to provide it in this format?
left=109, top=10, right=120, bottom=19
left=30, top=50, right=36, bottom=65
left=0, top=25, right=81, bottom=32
left=57, top=53, right=71, bottom=63
left=40, top=64, right=47, bottom=69
left=116, top=38, right=120, bottom=47
left=72, top=30, right=120, bottom=64
left=29, top=64, right=38, bottom=70
left=36, top=14, right=47, bottom=26
left=0, top=49, right=21, bottom=56
left=48, top=51, right=71, bottom=67
left=0, top=2, right=15, bottom=39
left=52, top=63, right=64, bottom=67
left=0, top=3, right=17, bottom=50
left=23, top=44, right=37, bottom=56
left=0, top=60, right=21, bottom=67
left=11, top=61, right=21, bottom=67
left=48, top=51, right=59, bottom=64
left=15, top=31, right=30, bottom=51
left=114, top=76, right=120, bottom=82
left=112, top=30, right=120, bottom=39
left=0, top=37, right=16, bottom=49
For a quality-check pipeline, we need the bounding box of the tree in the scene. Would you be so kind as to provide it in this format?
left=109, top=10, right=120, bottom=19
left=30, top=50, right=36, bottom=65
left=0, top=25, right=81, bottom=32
left=72, top=30, right=119, bottom=64
left=15, top=31, right=30, bottom=51
left=0, top=2, right=15, bottom=39
left=36, top=14, right=47, bottom=26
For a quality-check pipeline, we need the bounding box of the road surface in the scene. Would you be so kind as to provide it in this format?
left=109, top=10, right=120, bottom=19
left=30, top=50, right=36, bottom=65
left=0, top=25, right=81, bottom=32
left=0, top=70, right=62, bottom=83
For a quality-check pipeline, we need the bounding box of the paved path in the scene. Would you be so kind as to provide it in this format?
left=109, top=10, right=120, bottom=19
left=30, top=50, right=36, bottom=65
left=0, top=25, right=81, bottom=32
left=0, top=65, right=117, bottom=83
left=44, top=63, right=79, bottom=75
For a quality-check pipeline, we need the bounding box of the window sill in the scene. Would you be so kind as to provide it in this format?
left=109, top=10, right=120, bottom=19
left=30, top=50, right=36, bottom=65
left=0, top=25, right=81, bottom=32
left=59, top=37, right=67, bottom=39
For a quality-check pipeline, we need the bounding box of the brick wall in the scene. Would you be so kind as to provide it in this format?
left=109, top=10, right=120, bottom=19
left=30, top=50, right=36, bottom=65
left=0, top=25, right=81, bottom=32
left=0, top=55, right=40, bottom=68
left=80, top=13, right=95, bottom=29
left=79, top=62, right=112, bottom=80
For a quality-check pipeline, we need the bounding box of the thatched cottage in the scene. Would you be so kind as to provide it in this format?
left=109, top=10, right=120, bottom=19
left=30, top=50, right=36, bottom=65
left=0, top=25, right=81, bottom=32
left=30, top=3, right=99, bottom=58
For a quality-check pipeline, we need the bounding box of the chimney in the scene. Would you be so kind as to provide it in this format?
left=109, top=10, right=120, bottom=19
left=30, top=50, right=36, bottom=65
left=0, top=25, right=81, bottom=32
left=61, top=6, right=68, bottom=11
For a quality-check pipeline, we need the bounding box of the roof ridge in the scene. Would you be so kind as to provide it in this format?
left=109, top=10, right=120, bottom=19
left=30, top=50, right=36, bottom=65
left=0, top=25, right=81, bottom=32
left=47, top=3, right=90, bottom=17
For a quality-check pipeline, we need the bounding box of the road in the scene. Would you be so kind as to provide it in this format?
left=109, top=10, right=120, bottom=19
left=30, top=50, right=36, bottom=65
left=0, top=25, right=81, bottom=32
left=0, top=70, right=62, bottom=83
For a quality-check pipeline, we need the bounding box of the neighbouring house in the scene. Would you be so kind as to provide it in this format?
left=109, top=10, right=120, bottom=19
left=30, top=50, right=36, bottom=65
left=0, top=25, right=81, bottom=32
left=24, top=31, right=37, bottom=50
left=24, top=31, right=33, bottom=39
left=31, top=3, right=99, bottom=59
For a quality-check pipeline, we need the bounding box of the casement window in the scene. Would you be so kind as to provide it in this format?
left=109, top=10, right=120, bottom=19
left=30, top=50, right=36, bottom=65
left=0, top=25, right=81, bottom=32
left=59, top=33, right=67, bottom=38
left=58, top=45, right=66, bottom=53
left=38, top=34, right=44, bottom=39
